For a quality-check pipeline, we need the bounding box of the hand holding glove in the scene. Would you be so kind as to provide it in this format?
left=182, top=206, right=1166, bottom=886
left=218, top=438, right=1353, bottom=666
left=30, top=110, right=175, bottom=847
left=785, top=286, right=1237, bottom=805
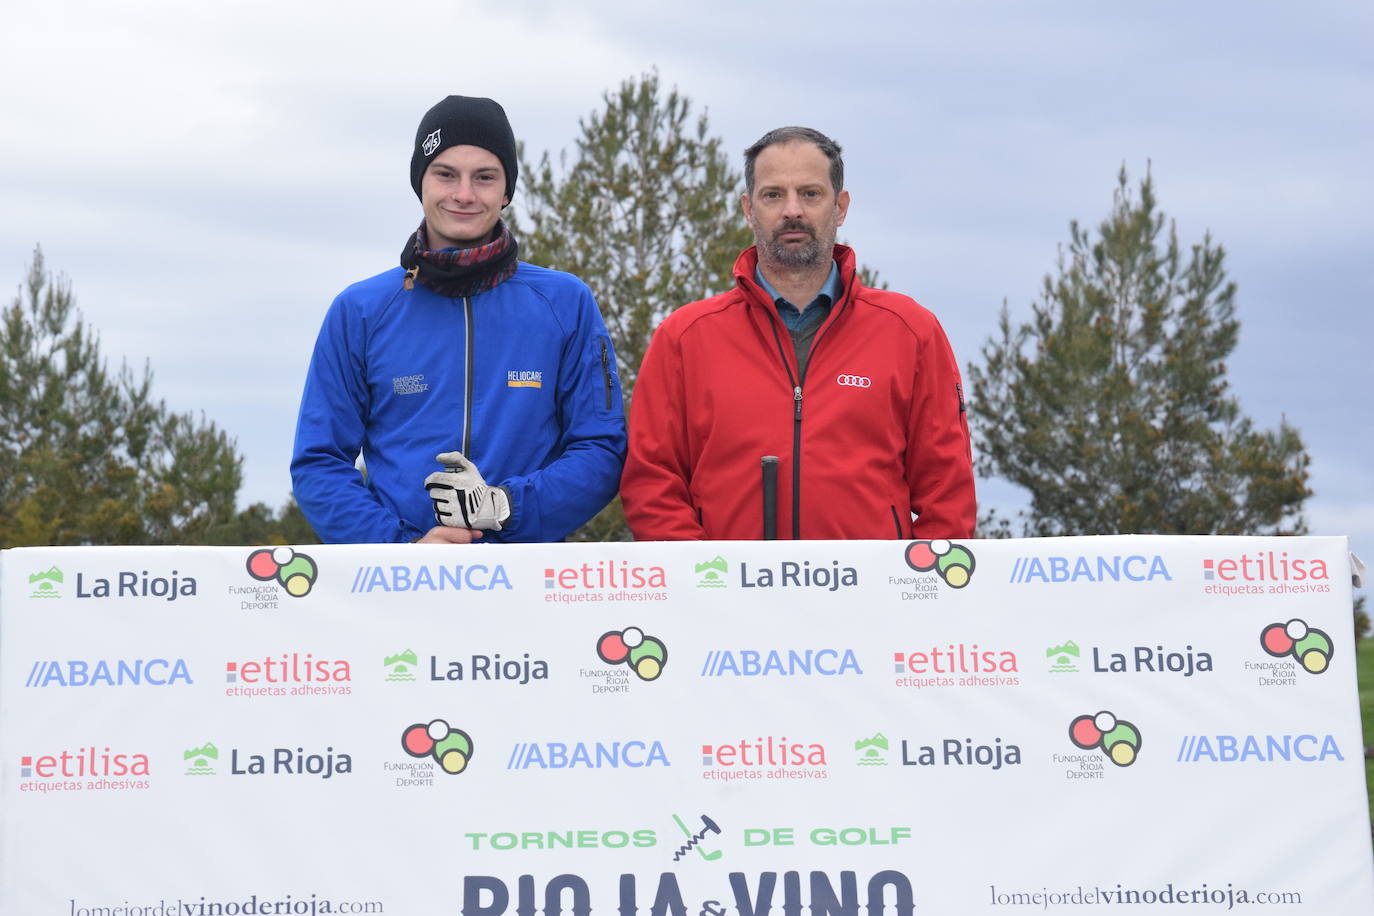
left=423, top=452, right=511, bottom=531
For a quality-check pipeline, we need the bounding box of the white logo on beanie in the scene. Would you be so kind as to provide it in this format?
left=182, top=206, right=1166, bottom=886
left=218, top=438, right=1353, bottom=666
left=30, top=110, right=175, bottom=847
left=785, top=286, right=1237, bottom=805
left=422, top=129, right=442, bottom=156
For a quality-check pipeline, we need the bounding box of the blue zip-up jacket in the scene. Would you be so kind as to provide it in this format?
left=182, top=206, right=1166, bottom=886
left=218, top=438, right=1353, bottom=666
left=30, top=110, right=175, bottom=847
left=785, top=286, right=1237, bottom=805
left=291, top=262, right=626, bottom=543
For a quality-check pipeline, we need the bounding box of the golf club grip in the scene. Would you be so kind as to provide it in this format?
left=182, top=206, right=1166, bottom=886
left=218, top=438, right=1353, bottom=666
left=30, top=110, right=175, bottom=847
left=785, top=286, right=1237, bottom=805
left=761, top=456, right=779, bottom=540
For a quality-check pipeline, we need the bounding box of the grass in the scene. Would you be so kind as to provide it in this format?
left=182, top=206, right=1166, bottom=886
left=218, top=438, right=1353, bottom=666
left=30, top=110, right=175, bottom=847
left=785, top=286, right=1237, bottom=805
left=1358, top=637, right=1374, bottom=825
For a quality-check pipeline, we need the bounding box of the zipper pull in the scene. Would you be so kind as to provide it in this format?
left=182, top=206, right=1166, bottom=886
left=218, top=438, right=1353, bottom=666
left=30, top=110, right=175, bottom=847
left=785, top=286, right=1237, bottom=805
left=403, top=266, right=419, bottom=290
left=794, top=385, right=803, bottom=420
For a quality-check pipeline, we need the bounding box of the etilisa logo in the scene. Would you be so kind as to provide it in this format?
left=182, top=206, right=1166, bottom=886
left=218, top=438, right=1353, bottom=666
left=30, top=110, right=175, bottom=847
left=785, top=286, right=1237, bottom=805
left=855, top=733, right=889, bottom=766
left=700, top=735, right=829, bottom=782
left=224, top=651, right=352, bottom=698
left=29, top=566, right=62, bottom=598
left=246, top=547, right=317, bottom=597
left=1069, top=711, right=1142, bottom=767
left=1009, top=553, right=1170, bottom=585
left=350, top=562, right=508, bottom=593
left=696, top=556, right=728, bottom=588
left=25, top=657, right=192, bottom=688
left=597, top=626, right=668, bottom=681
left=506, top=739, right=669, bottom=770
left=893, top=643, right=1019, bottom=689
left=1046, top=641, right=1080, bottom=672
left=20, top=746, right=152, bottom=793
left=403, top=719, right=474, bottom=775
left=544, top=560, right=667, bottom=604
left=903, top=539, right=975, bottom=589
left=700, top=647, right=862, bottom=677
left=1203, top=550, right=1332, bottom=597
left=185, top=742, right=218, bottom=776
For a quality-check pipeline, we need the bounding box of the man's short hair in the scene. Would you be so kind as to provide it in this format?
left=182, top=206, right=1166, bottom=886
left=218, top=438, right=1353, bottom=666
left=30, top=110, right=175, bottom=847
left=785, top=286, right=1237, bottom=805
left=744, top=127, right=844, bottom=195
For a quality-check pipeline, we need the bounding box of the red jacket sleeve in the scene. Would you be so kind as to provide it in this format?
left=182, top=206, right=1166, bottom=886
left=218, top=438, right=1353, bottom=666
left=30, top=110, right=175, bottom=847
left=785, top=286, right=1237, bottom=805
left=621, top=322, right=707, bottom=540
left=906, top=318, right=977, bottom=539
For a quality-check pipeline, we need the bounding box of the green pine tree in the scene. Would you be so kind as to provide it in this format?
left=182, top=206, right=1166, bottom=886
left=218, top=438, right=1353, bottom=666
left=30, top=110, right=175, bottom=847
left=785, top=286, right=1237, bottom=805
left=0, top=248, right=311, bottom=546
left=968, top=168, right=1310, bottom=536
left=510, top=72, right=753, bottom=540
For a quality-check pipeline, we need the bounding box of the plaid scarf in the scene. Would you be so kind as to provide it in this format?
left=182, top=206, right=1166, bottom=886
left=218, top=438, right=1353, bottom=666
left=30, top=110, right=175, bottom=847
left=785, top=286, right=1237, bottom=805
left=400, top=220, right=519, bottom=298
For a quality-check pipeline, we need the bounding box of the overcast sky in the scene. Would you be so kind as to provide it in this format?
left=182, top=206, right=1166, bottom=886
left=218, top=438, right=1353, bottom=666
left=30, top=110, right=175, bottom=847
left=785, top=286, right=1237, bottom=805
left=3, top=0, right=1370, bottom=567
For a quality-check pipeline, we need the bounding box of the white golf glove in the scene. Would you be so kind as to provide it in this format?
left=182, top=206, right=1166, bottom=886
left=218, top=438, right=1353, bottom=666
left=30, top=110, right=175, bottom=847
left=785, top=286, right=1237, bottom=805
left=423, top=451, right=511, bottom=531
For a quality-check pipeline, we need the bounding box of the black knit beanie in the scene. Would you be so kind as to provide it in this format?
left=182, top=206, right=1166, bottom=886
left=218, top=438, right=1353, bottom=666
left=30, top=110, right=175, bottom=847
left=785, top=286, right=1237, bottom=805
left=409, top=96, right=518, bottom=203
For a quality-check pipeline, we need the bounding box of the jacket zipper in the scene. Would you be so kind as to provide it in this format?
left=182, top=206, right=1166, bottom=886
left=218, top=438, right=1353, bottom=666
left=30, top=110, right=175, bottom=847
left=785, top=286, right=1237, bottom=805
left=767, top=320, right=803, bottom=540
left=462, top=296, right=473, bottom=454
left=599, top=338, right=613, bottom=410
left=763, top=282, right=850, bottom=540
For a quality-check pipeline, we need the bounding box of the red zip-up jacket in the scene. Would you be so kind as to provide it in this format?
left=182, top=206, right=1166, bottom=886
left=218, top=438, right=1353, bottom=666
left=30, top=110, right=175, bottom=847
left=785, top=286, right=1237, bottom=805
left=622, top=245, right=976, bottom=540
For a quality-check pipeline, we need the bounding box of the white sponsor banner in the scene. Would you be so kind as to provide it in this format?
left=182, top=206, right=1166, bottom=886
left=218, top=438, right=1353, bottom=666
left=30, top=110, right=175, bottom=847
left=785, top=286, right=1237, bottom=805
left=1, top=536, right=1370, bottom=915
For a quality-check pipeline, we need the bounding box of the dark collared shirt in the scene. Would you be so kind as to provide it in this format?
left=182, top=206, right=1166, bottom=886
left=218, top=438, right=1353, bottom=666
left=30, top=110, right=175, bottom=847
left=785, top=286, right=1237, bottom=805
left=755, top=262, right=842, bottom=380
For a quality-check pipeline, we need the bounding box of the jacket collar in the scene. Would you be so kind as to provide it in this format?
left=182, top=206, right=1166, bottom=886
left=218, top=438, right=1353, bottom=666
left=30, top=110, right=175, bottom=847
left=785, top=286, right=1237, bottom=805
left=733, top=244, right=859, bottom=308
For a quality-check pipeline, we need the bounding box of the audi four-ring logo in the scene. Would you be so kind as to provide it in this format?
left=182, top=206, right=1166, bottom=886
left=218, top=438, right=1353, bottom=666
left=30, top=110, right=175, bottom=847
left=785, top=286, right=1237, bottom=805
left=837, top=374, right=872, bottom=388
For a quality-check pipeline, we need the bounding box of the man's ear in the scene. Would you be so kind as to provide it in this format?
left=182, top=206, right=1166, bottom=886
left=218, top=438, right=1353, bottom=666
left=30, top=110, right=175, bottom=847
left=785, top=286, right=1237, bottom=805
left=740, top=191, right=753, bottom=223
left=835, top=189, right=851, bottom=228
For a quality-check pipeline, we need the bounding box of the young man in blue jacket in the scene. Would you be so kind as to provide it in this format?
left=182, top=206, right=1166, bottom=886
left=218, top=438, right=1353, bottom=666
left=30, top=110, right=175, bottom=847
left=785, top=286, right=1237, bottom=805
left=291, top=96, right=626, bottom=544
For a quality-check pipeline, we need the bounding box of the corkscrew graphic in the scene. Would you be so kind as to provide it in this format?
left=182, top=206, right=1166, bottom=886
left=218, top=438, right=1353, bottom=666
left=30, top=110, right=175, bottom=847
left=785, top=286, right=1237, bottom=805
left=671, top=813, right=722, bottom=861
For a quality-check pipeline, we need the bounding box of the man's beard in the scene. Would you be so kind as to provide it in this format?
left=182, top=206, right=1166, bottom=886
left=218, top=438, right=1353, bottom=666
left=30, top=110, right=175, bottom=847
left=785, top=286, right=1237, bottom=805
left=758, top=218, right=827, bottom=269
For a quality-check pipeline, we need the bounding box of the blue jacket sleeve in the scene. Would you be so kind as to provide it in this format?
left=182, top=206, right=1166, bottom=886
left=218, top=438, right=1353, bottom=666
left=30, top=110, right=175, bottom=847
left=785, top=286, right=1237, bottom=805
left=290, top=294, right=426, bottom=544
left=493, top=284, right=626, bottom=542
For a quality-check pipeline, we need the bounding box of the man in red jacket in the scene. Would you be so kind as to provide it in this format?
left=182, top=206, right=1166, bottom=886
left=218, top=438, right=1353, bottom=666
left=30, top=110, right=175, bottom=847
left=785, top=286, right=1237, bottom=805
left=621, top=126, right=976, bottom=540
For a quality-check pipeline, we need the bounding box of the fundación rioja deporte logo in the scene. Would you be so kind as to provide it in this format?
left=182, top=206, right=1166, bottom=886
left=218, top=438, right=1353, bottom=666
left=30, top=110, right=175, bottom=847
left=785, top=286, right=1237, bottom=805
left=245, top=547, right=318, bottom=597
left=904, top=539, right=975, bottom=588
left=1069, top=711, right=1142, bottom=767
left=402, top=719, right=474, bottom=775
left=597, top=627, right=668, bottom=681
left=1260, top=619, right=1333, bottom=674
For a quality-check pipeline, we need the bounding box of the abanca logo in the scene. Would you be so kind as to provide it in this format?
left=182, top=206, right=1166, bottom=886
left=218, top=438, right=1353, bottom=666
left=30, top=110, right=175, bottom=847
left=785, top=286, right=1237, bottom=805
left=700, top=648, right=862, bottom=677
left=1008, top=554, right=1170, bottom=584
left=1176, top=734, right=1343, bottom=763
left=25, top=658, right=192, bottom=688
left=351, top=563, right=509, bottom=592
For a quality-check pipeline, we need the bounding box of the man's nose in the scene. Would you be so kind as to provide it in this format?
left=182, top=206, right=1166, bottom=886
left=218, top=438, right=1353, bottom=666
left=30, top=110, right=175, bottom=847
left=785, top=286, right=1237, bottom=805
left=450, top=177, right=476, bottom=200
